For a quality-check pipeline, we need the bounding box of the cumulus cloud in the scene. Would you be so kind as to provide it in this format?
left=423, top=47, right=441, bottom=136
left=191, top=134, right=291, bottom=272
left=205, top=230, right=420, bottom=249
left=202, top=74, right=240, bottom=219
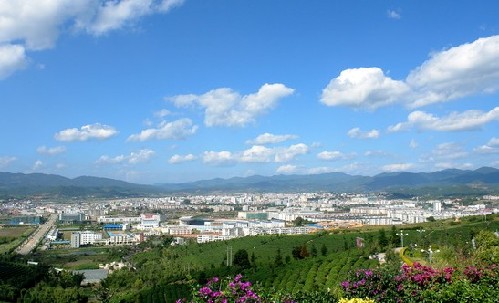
left=382, top=163, right=414, bottom=172
left=0, top=45, right=27, bottom=79
left=276, top=164, right=297, bottom=174
left=97, top=149, right=155, bottom=164
left=246, top=132, right=298, bottom=145
left=167, top=83, right=295, bottom=127
left=320, top=68, right=409, bottom=110
left=55, top=123, right=118, bottom=141
left=0, top=0, right=184, bottom=78
left=474, top=137, right=499, bottom=154
left=202, top=151, right=235, bottom=166
left=317, top=150, right=352, bottom=161
left=321, top=35, right=499, bottom=110
left=347, top=127, right=380, bottom=139
left=274, top=143, right=309, bottom=162
left=241, top=145, right=274, bottom=163
left=202, top=143, right=309, bottom=166
left=128, top=118, right=198, bottom=141
left=388, top=107, right=499, bottom=132
left=0, top=156, right=16, bottom=168
left=36, top=145, right=66, bottom=155
left=168, top=153, right=196, bottom=164
left=406, top=35, right=499, bottom=107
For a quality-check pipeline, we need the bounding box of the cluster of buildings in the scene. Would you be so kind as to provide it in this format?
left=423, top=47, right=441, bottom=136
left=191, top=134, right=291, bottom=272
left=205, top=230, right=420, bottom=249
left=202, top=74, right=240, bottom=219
left=1, top=193, right=497, bottom=248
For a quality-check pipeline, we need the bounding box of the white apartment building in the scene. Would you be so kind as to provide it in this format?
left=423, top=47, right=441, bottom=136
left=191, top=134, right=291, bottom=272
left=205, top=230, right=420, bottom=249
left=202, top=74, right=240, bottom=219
left=97, top=216, right=141, bottom=224
left=70, top=231, right=102, bottom=248
left=139, top=213, right=161, bottom=229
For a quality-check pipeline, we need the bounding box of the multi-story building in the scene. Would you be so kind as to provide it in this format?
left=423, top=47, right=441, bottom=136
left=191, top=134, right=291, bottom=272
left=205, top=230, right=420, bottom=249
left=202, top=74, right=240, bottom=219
left=70, top=231, right=102, bottom=248
left=139, top=213, right=161, bottom=229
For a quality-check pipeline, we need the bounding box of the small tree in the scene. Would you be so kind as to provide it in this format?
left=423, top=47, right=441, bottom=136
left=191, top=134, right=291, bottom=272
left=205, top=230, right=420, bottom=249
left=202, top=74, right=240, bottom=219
left=310, top=244, right=318, bottom=257
left=233, top=249, right=250, bottom=269
left=321, top=243, right=328, bottom=256
left=378, top=228, right=389, bottom=249
left=274, top=248, right=284, bottom=267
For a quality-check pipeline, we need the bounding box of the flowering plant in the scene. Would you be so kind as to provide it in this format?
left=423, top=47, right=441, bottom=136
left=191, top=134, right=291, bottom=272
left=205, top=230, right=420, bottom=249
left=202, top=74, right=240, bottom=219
left=341, top=262, right=498, bottom=303
left=177, top=274, right=264, bottom=303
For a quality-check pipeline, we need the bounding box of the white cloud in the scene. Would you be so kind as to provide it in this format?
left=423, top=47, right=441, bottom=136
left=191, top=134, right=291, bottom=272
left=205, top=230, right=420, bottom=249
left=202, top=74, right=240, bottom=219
left=83, top=0, right=184, bottom=36
left=407, top=35, right=499, bottom=107
left=274, top=143, right=309, bottom=162
left=128, top=118, right=197, bottom=141
left=387, top=10, right=401, bottom=19
left=307, top=166, right=336, bottom=174
left=320, top=68, right=409, bottom=110
left=0, top=156, right=16, bottom=168
left=320, top=35, right=499, bottom=110
left=201, top=143, right=309, bottom=166
left=0, top=44, right=27, bottom=79
left=202, top=151, right=235, bottom=166
left=55, top=123, right=118, bottom=141
left=36, top=145, right=66, bottom=155
left=347, top=127, right=380, bottom=139
left=388, top=107, right=499, bottom=132
left=32, top=160, right=43, bottom=171
left=167, top=83, right=295, bottom=127
left=97, top=149, right=155, bottom=164
left=154, top=109, right=171, bottom=118
left=241, top=145, right=274, bottom=163
left=276, top=164, right=297, bottom=174
left=246, top=132, right=297, bottom=145
left=364, top=150, right=389, bottom=157
left=317, top=150, right=351, bottom=161
left=382, top=163, right=414, bottom=172
left=0, top=0, right=184, bottom=79
left=169, top=153, right=196, bottom=164
left=474, top=137, right=499, bottom=154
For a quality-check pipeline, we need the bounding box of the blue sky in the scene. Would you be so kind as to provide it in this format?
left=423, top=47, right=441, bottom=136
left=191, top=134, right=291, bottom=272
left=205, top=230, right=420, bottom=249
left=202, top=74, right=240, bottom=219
left=1, top=0, right=499, bottom=184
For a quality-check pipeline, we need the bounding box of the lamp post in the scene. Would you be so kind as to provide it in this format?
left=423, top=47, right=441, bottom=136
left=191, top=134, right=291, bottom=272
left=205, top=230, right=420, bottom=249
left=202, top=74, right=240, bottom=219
left=396, top=229, right=409, bottom=247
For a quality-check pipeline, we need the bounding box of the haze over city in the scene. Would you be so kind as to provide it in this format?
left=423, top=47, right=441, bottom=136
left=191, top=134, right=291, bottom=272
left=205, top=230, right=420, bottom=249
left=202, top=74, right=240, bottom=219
left=1, top=0, right=499, bottom=184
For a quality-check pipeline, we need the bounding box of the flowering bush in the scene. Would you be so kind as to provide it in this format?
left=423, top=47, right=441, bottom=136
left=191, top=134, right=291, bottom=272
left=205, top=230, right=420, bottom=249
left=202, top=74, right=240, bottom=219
left=177, top=275, right=338, bottom=303
left=341, top=262, right=499, bottom=303
left=177, top=274, right=262, bottom=303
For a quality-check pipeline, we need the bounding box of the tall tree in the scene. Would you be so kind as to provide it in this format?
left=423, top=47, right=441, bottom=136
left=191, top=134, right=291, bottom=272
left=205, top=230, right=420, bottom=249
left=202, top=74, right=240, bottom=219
left=378, top=228, right=389, bottom=249
left=274, top=248, right=284, bottom=267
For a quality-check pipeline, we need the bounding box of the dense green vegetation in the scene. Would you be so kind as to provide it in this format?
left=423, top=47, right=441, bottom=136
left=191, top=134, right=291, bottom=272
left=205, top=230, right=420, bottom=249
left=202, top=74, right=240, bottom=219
left=0, top=214, right=497, bottom=302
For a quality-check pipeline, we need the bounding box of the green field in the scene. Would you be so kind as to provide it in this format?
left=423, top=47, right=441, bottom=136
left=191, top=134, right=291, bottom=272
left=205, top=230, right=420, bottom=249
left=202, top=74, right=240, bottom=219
left=0, top=225, right=36, bottom=254
left=32, top=246, right=120, bottom=270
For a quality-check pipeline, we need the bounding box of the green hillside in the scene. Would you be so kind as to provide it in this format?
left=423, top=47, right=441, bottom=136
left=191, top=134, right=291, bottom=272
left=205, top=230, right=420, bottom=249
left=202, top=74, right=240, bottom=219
left=2, top=215, right=498, bottom=302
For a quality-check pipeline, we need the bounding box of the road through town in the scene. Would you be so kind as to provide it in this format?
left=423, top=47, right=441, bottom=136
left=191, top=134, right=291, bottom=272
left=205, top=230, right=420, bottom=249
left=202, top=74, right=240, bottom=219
left=15, top=214, right=57, bottom=255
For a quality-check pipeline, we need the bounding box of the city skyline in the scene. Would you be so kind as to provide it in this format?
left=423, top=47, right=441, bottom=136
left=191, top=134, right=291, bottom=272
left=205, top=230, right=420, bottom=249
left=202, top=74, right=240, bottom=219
left=1, top=0, right=499, bottom=184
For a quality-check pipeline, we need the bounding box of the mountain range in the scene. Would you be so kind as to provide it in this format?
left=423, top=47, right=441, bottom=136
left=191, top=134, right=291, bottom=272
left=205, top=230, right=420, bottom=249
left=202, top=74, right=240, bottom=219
left=1, top=167, right=498, bottom=198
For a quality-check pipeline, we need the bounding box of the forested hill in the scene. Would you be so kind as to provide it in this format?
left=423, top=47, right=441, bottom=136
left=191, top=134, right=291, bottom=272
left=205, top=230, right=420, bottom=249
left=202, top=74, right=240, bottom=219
left=1, top=167, right=498, bottom=197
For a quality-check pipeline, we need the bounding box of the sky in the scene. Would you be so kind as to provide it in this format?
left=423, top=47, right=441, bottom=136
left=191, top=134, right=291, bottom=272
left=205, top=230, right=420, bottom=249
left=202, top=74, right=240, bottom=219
left=1, top=0, right=499, bottom=184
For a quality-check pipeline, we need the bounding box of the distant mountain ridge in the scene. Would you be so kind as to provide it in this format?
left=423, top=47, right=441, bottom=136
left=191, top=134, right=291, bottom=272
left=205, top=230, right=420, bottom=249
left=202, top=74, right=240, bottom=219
left=0, top=167, right=498, bottom=198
